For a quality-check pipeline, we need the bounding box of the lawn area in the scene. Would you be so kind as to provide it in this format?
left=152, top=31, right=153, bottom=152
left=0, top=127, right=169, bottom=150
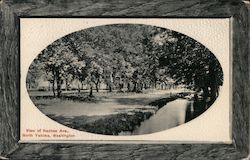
left=29, top=89, right=187, bottom=135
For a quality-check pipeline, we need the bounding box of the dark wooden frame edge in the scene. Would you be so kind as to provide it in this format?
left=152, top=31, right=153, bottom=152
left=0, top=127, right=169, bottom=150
left=0, top=0, right=249, bottom=159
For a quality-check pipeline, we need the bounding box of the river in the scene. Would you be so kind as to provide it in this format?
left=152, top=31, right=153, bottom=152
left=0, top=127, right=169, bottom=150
left=35, top=90, right=202, bottom=135
left=121, top=99, right=193, bottom=135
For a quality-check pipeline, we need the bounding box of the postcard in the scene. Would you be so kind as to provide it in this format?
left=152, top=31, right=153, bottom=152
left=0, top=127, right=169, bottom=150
left=20, top=18, right=231, bottom=143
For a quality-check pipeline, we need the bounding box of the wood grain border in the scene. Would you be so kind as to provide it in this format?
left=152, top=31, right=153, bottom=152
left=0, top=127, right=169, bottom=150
left=0, top=0, right=249, bottom=159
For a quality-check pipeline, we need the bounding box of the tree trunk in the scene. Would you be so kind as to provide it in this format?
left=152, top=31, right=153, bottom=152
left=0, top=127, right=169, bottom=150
left=95, top=78, right=100, bottom=92
left=52, top=79, right=55, bottom=97
left=209, top=63, right=218, bottom=102
left=132, top=81, right=137, bottom=92
left=202, top=86, right=209, bottom=99
left=119, top=83, right=123, bottom=92
left=65, top=78, right=68, bottom=91
left=127, top=82, right=130, bottom=91
left=210, top=85, right=218, bottom=102
left=163, top=82, right=167, bottom=90
left=56, top=80, right=62, bottom=97
left=27, top=82, right=31, bottom=89
left=109, top=72, right=113, bottom=92
left=81, top=82, right=84, bottom=90
left=107, top=81, right=112, bottom=92
left=109, top=85, right=112, bottom=92
left=140, top=83, right=143, bottom=91
left=89, top=86, right=93, bottom=97
left=77, top=82, right=80, bottom=93
left=51, top=69, right=56, bottom=97
left=56, top=70, right=62, bottom=98
left=95, top=83, right=99, bottom=92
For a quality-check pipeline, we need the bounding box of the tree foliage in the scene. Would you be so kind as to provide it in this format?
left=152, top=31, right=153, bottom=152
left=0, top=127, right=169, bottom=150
left=27, top=24, right=223, bottom=99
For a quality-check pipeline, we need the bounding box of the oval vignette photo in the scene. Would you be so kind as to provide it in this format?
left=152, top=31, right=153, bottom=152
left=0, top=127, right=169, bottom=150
left=26, top=24, right=223, bottom=136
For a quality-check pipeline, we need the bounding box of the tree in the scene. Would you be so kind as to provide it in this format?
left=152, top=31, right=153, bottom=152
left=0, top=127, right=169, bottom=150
left=87, top=61, right=103, bottom=94
left=26, top=60, right=43, bottom=89
left=28, top=24, right=223, bottom=102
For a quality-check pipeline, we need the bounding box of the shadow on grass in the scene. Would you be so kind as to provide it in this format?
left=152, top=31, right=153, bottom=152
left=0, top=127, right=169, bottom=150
left=45, top=95, right=181, bottom=135
left=47, top=111, right=154, bottom=135
left=30, top=94, right=101, bottom=103
left=114, top=97, right=155, bottom=106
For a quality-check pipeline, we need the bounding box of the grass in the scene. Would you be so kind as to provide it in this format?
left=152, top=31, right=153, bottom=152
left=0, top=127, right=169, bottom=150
left=48, top=111, right=155, bottom=135
left=29, top=89, right=186, bottom=135
left=43, top=94, right=179, bottom=135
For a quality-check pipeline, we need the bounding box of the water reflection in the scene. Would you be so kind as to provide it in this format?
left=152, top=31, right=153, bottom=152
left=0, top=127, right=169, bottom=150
left=185, top=98, right=207, bottom=123
left=131, top=99, right=191, bottom=135
left=120, top=98, right=208, bottom=135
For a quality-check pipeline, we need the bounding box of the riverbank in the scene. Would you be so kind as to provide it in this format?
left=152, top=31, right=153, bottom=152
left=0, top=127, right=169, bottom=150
left=30, top=89, right=191, bottom=135
left=46, top=95, right=179, bottom=135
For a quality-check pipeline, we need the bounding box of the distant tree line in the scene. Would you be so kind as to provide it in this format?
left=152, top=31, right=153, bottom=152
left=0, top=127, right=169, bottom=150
left=27, top=24, right=223, bottom=100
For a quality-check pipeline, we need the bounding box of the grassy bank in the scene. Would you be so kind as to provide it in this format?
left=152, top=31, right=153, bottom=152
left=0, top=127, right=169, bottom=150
left=48, top=111, right=154, bottom=135
left=30, top=94, right=100, bottom=107
left=46, top=95, right=179, bottom=135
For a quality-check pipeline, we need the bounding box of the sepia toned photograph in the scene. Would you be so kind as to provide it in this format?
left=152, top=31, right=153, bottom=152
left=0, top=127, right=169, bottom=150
left=26, top=23, right=223, bottom=136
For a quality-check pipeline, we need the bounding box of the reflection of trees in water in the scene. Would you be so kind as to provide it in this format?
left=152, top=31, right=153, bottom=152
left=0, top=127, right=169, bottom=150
left=185, top=96, right=212, bottom=123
